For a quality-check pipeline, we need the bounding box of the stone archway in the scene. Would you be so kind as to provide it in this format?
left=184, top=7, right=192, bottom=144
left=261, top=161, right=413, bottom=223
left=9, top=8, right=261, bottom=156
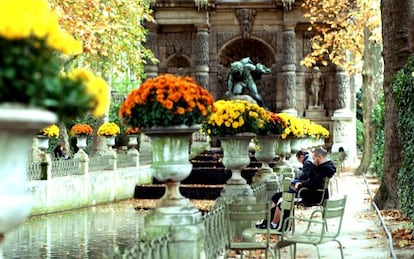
left=217, top=37, right=278, bottom=111
left=166, top=54, right=192, bottom=76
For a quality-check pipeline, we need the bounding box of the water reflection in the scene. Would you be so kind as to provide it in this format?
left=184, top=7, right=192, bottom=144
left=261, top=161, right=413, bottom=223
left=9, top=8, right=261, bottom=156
left=3, top=200, right=146, bottom=258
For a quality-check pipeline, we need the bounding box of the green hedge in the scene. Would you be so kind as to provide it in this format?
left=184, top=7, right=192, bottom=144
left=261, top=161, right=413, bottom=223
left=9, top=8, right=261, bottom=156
left=392, top=55, right=414, bottom=221
left=371, top=95, right=384, bottom=181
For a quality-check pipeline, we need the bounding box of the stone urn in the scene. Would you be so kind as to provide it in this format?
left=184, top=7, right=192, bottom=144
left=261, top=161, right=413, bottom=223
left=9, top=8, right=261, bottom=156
left=36, top=135, right=49, bottom=152
left=143, top=125, right=204, bottom=259
left=219, top=133, right=256, bottom=202
left=0, top=105, right=57, bottom=258
left=76, top=135, right=88, bottom=149
left=253, top=135, right=278, bottom=184
left=143, top=125, right=200, bottom=208
left=252, top=134, right=280, bottom=200
left=105, top=135, right=116, bottom=148
left=274, top=136, right=294, bottom=179
left=127, top=134, right=138, bottom=147
left=290, top=137, right=302, bottom=154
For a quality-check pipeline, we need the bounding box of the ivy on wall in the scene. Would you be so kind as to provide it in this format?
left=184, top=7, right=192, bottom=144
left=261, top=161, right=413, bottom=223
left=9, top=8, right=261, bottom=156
left=392, top=55, right=414, bottom=221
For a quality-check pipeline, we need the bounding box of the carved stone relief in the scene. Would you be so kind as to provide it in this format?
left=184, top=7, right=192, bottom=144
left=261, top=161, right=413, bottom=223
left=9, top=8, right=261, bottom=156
left=236, top=9, right=256, bottom=39
left=164, top=32, right=192, bottom=58
left=333, top=121, right=346, bottom=142
left=283, top=30, right=296, bottom=65
left=336, top=71, right=350, bottom=110
left=195, top=30, right=209, bottom=66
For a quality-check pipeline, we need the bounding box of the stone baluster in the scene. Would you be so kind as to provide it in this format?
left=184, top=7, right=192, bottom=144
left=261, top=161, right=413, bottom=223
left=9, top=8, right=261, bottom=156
left=281, top=23, right=298, bottom=116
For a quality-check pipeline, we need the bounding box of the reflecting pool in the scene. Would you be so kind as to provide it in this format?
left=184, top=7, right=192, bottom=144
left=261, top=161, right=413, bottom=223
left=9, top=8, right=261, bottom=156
left=2, top=199, right=146, bottom=258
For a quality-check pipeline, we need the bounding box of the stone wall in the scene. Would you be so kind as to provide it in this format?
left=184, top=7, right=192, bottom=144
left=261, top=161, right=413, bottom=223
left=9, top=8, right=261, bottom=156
left=28, top=166, right=152, bottom=215
left=145, top=0, right=357, bottom=154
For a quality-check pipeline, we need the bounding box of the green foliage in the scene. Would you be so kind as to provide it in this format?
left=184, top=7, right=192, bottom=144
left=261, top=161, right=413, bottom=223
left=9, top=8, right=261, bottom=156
left=355, top=119, right=364, bottom=152
left=371, top=94, right=384, bottom=181
left=392, top=55, right=414, bottom=221
left=109, top=100, right=126, bottom=132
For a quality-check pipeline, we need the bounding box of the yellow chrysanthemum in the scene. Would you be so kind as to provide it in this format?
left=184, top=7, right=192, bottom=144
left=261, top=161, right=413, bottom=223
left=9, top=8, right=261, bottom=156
left=68, top=68, right=110, bottom=118
left=0, top=0, right=82, bottom=55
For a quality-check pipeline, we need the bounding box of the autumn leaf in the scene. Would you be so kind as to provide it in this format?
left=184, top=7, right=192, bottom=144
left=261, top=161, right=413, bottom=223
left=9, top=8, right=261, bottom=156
left=301, top=0, right=381, bottom=74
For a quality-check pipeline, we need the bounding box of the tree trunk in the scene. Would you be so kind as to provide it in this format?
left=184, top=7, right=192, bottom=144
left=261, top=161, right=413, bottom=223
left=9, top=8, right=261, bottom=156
left=375, top=0, right=413, bottom=209
left=355, top=27, right=383, bottom=175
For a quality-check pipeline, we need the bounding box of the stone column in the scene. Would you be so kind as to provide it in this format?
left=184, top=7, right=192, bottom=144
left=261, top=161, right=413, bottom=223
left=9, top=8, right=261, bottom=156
left=144, top=23, right=158, bottom=78
left=331, top=68, right=357, bottom=162
left=194, top=24, right=210, bottom=90
left=281, top=23, right=298, bottom=116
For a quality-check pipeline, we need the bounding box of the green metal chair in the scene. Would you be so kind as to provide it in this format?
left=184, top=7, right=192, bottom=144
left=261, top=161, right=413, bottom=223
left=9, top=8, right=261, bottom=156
left=296, top=177, right=330, bottom=209
left=242, top=179, right=295, bottom=242
left=224, top=202, right=275, bottom=259
left=274, top=195, right=347, bottom=259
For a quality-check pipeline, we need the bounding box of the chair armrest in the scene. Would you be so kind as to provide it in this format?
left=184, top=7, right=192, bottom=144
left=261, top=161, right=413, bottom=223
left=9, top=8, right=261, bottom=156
left=297, top=187, right=324, bottom=197
left=281, top=215, right=327, bottom=241
left=309, top=209, right=323, bottom=219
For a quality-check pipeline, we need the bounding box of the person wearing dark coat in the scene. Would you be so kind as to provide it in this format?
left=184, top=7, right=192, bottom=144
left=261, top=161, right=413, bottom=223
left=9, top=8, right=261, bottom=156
left=256, top=148, right=336, bottom=229
left=294, top=148, right=336, bottom=206
left=289, top=151, right=315, bottom=192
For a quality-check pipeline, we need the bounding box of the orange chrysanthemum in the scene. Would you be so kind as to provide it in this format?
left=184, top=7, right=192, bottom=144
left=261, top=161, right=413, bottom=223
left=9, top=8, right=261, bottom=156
left=119, top=74, right=215, bottom=128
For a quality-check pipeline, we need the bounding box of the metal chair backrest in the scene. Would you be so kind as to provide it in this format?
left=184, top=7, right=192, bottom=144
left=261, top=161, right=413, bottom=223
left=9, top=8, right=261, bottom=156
left=297, top=176, right=330, bottom=208
left=225, top=202, right=273, bottom=258
left=322, top=195, right=347, bottom=238
left=277, top=191, right=295, bottom=232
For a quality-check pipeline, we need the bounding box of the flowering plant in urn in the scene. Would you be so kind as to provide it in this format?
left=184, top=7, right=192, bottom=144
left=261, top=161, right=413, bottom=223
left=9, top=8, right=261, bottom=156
left=124, top=127, right=140, bottom=135
left=257, top=111, right=288, bottom=136
left=308, top=122, right=329, bottom=139
left=278, top=113, right=305, bottom=139
left=38, top=124, right=60, bottom=139
left=202, top=99, right=267, bottom=137
left=0, top=0, right=110, bottom=122
left=70, top=124, right=93, bottom=136
left=119, top=74, right=215, bottom=129
left=97, top=122, right=121, bottom=137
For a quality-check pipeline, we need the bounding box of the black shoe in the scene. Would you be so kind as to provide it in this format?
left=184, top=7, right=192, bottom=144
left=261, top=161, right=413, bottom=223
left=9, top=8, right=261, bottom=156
left=256, top=222, right=267, bottom=229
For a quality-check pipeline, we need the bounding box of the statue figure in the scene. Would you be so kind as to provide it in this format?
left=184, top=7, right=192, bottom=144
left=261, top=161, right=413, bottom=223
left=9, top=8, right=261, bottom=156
left=310, top=66, right=324, bottom=107
left=225, top=57, right=271, bottom=109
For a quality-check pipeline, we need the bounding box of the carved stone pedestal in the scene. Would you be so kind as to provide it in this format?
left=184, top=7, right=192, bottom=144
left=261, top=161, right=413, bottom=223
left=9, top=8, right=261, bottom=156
left=305, top=106, right=326, bottom=119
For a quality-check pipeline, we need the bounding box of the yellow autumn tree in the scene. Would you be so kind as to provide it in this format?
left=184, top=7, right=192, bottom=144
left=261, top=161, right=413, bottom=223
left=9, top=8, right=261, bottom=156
left=302, top=0, right=382, bottom=73
left=49, top=0, right=157, bottom=80
left=302, top=0, right=383, bottom=176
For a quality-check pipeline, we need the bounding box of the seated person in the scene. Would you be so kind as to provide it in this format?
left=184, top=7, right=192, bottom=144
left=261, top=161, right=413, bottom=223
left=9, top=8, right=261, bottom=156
left=54, top=142, right=65, bottom=159
left=289, top=150, right=315, bottom=192
left=256, top=148, right=336, bottom=229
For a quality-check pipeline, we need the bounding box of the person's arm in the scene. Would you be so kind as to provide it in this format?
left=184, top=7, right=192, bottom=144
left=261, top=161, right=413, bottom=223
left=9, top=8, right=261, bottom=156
left=298, top=161, right=314, bottom=180
left=300, top=172, right=325, bottom=190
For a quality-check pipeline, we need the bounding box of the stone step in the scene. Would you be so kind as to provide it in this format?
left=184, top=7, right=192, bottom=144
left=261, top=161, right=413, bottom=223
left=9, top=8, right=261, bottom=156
left=134, top=149, right=280, bottom=199
left=134, top=184, right=224, bottom=200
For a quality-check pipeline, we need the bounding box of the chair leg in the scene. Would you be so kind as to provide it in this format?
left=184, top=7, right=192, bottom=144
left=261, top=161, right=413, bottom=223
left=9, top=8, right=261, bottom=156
left=335, top=240, right=344, bottom=259
left=268, top=248, right=276, bottom=259
left=224, top=249, right=229, bottom=259
left=291, top=243, right=296, bottom=259
left=314, top=245, right=321, bottom=259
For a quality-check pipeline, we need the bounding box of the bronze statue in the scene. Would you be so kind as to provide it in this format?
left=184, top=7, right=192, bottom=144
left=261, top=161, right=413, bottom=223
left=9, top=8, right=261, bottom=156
left=225, top=57, right=270, bottom=109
